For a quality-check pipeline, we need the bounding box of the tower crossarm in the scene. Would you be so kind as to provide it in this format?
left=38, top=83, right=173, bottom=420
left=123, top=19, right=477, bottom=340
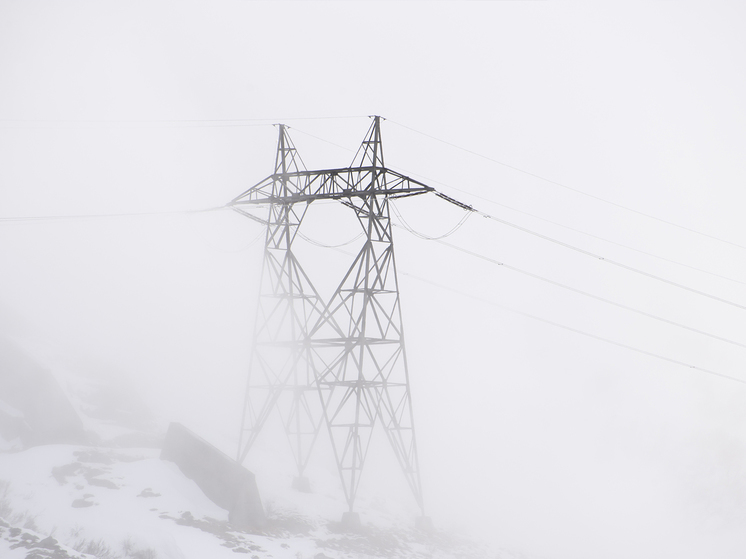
left=230, top=167, right=433, bottom=206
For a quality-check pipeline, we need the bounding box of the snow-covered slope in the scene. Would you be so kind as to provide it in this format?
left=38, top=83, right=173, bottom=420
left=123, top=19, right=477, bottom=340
left=0, top=340, right=503, bottom=559
left=0, top=443, right=499, bottom=559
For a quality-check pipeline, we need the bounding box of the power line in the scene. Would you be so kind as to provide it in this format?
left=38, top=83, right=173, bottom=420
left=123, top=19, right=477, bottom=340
left=398, top=270, right=746, bottom=387
left=4, top=124, right=742, bottom=311
left=291, top=123, right=746, bottom=287
left=0, top=116, right=366, bottom=129
left=432, top=191, right=746, bottom=311
left=389, top=207, right=746, bottom=347
left=390, top=200, right=472, bottom=240
left=0, top=205, right=228, bottom=223
left=298, top=231, right=364, bottom=248
left=322, top=237, right=746, bottom=387
left=429, top=236, right=746, bottom=349
left=476, top=207, right=746, bottom=311
left=389, top=119, right=746, bottom=251
left=396, top=167, right=746, bottom=288
left=290, top=126, right=355, bottom=153
left=0, top=122, right=270, bottom=130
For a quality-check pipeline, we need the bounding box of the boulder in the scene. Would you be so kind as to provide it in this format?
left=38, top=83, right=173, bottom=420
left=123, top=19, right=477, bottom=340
left=0, top=337, right=87, bottom=447
left=160, top=422, right=265, bottom=528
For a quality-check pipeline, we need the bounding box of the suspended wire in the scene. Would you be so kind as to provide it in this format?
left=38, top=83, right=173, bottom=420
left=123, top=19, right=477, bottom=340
left=8, top=114, right=743, bottom=252
left=388, top=119, right=746, bottom=251
left=475, top=206, right=746, bottom=311
left=390, top=200, right=472, bottom=240
left=268, top=124, right=746, bottom=309
left=290, top=123, right=746, bottom=287
left=0, top=122, right=271, bottom=130
left=398, top=270, right=746, bottom=387
left=0, top=186, right=735, bottom=382
left=430, top=191, right=746, bottom=311
left=0, top=115, right=367, bottom=129
left=4, top=123, right=742, bottom=314
left=427, top=237, right=746, bottom=349
left=3, top=119, right=739, bottom=385
left=0, top=205, right=229, bottom=223
left=390, top=211, right=746, bottom=346
left=315, top=238, right=746, bottom=387
left=331, top=232, right=746, bottom=384
left=290, top=126, right=354, bottom=154
left=397, top=168, right=746, bottom=288
left=298, top=231, right=364, bottom=248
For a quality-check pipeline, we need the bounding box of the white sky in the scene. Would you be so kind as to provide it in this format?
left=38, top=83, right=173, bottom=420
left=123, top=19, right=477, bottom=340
left=2, top=2, right=746, bottom=558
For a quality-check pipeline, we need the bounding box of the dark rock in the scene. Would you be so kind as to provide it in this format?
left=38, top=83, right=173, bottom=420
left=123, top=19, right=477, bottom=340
left=87, top=478, right=119, bottom=490
left=137, top=487, right=161, bottom=498
left=51, top=463, right=81, bottom=485
left=0, top=338, right=88, bottom=447
left=73, top=449, right=115, bottom=464
left=36, top=536, right=60, bottom=550
left=71, top=495, right=95, bottom=508
left=160, top=422, right=265, bottom=529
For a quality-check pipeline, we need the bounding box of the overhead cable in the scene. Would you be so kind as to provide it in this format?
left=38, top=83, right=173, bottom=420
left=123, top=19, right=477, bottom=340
left=271, top=123, right=746, bottom=305
left=326, top=238, right=746, bottom=387
left=390, top=210, right=746, bottom=347
left=0, top=115, right=366, bottom=129
left=433, top=191, right=746, bottom=311
left=389, top=119, right=746, bottom=251
left=403, top=169, right=746, bottom=287
left=298, top=231, right=364, bottom=248
left=292, top=122, right=746, bottom=287
left=398, top=270, right=746, bottom=387
left=290, top=126, right=354, bottom=153
left=0, top=205, right=228, bottom=223
left=390, top=200, right=471, bottom=240
left=432, top=236, right=746, bottom=349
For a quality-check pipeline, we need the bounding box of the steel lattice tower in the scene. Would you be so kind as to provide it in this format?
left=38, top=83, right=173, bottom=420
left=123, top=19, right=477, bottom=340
left=232, top=117, right=432, bottom=520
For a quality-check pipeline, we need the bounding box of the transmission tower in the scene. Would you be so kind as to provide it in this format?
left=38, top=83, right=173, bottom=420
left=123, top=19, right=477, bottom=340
left=232, top=117, right=432, bottom=523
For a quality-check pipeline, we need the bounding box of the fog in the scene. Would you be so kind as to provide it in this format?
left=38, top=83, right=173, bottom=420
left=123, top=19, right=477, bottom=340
left=2, top=2, right=746, bottom=558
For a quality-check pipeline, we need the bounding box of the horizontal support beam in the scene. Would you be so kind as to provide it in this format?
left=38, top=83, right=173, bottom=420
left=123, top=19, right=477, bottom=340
left=233, top=186, right=432, bottom=206
left=231, top=166, right=433, bottom=206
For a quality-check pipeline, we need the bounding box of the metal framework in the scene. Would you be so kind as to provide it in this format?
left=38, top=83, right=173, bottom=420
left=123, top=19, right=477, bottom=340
left=232, top=117, right=431, bottom=515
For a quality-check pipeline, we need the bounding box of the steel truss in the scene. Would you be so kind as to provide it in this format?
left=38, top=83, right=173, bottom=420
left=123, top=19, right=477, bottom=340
left=233, top=117, right=430, bottom=514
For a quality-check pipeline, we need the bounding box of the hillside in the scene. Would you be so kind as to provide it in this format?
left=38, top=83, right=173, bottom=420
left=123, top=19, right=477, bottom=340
left=0, top=338, right=504, bottom=559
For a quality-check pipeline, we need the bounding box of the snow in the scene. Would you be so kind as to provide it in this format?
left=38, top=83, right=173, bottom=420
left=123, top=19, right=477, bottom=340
left=0, top=342, right=499, bottom=559
left=0, top=441, right=497, bottom=559
left=0, top=446, right=230, bottom=558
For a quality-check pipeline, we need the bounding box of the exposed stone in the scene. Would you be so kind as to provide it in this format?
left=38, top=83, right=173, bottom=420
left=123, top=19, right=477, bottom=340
left=0, top=338, right=87, bottom=447
left=160, top=422, right=265, bottom=528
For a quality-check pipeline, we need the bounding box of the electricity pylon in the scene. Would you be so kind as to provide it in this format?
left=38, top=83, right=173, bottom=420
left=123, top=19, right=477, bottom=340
left=232, top=117, right=431, bottom=520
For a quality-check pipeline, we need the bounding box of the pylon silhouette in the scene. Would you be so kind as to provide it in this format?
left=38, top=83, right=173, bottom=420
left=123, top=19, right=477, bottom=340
left=232, top=117, right=431, bottom=520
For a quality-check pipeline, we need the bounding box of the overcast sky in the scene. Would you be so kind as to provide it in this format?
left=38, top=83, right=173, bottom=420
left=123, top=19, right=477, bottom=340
left=2, top=2, right=746, bottom=558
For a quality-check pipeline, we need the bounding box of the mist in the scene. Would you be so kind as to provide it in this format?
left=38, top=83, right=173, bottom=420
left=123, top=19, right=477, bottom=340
left=2, top=2, right=746, bottom=558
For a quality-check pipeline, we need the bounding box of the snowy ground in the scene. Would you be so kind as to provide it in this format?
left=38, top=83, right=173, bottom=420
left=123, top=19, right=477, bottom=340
left=0, top=443, right=500, bottom=559
left=0, top=347, right=505, bottom=559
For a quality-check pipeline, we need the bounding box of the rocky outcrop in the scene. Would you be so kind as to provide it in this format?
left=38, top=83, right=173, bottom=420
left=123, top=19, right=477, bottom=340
left=0, top=338, right=88, bottom=448
left=160, top=422, right=265, bottom=528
